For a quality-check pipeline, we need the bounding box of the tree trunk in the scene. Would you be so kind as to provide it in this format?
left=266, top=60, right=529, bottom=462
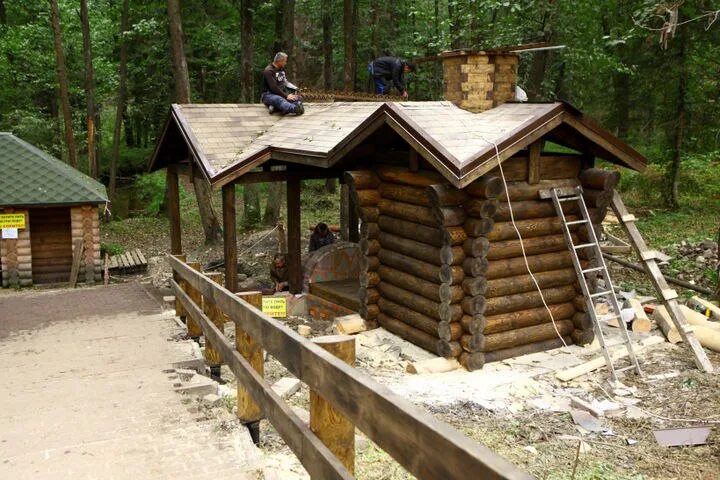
left=667, top=18, right=687, bottom=210
left=281, top=0, right=295, bottom=74
left=167, top=0, right=191, bottom=104
left=263, top=182, right=284, bottom=226
left=370, top=0, right=380, bottom=56
left=80, top=0, right=98, bottom=179
left=0, top=0, right=6, bottom=25
left=239, top=0, right=254, bottom=103
left=322, top=0, right=333, bottom=89
left=109, top=0, right=130, bottom=197
left=168, top=0, right=222, bottom=244
left=243, top=184, right=261, bottom=229
left=342, top=0, right=355, bottom=91
left=49, top=0, right=77, bottom=168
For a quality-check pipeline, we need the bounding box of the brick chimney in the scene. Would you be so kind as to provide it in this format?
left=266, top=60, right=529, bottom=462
left=441, top=50, right=519, bottom=112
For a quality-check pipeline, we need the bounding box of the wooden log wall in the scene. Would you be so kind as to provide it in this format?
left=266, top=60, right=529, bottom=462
left=0, top=208, right=31, bottom=288
left=348, top=156, right=618, bottom=371
left=70, top=205, right=102, bottom=284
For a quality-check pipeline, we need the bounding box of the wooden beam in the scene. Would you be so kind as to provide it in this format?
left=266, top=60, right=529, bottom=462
left=340, top=184, right=350, bottom=241
left=233, top=169, right=341, bottom=184
left=286, top=173, right=303, bottom=293
left=222, top=184, right=238, bottom=292
left=527, top=141, right=542, bottom=184
left=348, top=191, right=359, bottom=243
left=167, top=166, right=182, bottom=255
left=236, top=291, right=265, bottom=427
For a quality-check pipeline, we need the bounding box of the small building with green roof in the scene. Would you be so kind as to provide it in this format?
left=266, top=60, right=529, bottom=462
left=0, top=132, right=108, bottom=287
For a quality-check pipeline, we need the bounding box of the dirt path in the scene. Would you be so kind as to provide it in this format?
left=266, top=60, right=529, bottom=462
left=0, top=283, right=261, bottom=480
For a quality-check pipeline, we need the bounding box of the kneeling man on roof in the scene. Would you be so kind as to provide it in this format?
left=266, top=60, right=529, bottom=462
left=368, top=56, right=415, bottom=98
left=261, top=52, right=304, bottom=115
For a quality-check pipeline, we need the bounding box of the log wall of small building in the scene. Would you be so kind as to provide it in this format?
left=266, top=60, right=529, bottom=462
left=0, top=208, right=32, bottom=287
left=70, top=205, right=102, bottom=284
left=349, top=152, right=621, bottom=370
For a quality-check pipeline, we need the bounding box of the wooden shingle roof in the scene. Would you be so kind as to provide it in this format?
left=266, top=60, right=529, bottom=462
left=150, top=101, right=647, bottom=188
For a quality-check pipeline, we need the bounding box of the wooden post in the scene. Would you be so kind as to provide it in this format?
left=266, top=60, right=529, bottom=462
left=527, top=140, right=542, bottom=185
left=286, top=174, right=303, bottom=293
left=186, top=261, right=203, bottom=340
left=167, top=166, right=182, bottom=255
left=173, top=254, right=187, bottom=321
left=310, top=335, right=356, bottom=474
left=222, top=183, right=238, bottom=292
left=235, top=291, right=265, bottom=443
left=204, top=272, right=225, bottom=378
left=348, top=191, right=359, bottom=243
left=340, top=184, right=350, bottom=241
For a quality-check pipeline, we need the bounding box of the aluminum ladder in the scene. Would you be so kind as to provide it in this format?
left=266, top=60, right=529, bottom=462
left=550, top=186, right=642, bottom=381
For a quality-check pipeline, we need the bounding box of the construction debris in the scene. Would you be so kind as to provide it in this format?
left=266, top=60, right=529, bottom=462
left=687, top=296, right=720, bottom=322
left=406, top=357, right=461, bottom=374
left=332, top=314, right=367, bottom=335
left=653, top=427, right=712, bottom=447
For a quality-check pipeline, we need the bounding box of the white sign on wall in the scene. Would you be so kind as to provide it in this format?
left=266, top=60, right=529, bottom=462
left=1, top=228, right=19, bottom=239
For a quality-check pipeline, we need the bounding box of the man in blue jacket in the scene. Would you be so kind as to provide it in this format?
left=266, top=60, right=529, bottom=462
left=369, top=56, right=415, bottom=97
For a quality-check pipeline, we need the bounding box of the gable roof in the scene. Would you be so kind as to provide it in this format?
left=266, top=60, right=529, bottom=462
left=0, top=133, right=108, bottom=207
left=150, top=101, right=647, bottom=189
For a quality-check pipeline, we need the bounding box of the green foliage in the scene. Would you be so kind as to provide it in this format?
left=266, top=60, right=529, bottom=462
left=100, top=242, right=124, bottom=257
left=133, top=171, right=168, bottom=216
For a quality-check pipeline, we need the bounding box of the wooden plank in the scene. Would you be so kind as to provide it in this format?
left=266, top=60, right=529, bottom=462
left=527, top=141, right=541, bottom=184
left=169, top=256, right=532, bottom=480
left=68, top=239, right=83, bottom=288
left=135, top=249, right=147, bottom=266
left=610, top=191, right=713, bottom=373
left=172, top=282, right=353, bottom=480
left=286, top=174, right=302, bottom=293
left=167, top=166, right=182, bottom=255
left=222, top=184, right=238, bottom=292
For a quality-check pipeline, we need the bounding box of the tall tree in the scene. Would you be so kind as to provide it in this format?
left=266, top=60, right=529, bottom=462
left=239, top=0, right=254, bottom=103
left=167, top=0, right=223, bottom=245
left=109, top=0, right=130, bottom=197
left=80, top=0, right=98, bottom=178
left=49, top=0, right=77, bottom=168
left=342, top=0, right=356, bottom=90
left=322, top=0, right=333, bottom=89
left=282, top=0, right=295, bottom=75
left=0, top=0, right=6, bottom=25
left=667, top=15, right=688, bottom=209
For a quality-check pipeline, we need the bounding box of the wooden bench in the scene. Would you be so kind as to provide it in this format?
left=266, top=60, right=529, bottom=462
left=108, top=248, right=147, bottom=274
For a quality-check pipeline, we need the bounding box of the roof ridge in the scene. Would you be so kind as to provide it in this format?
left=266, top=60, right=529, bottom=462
left=6, top=134, right=108, bottom=203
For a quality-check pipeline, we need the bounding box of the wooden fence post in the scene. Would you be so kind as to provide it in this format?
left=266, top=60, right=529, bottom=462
left=173, top=254, right=187, bottom=321
left=235, top=291, right=265, bottom=444
left=310, top=335, right=356, bottom=474
left=185, top=261, right=203, bottom=341
left=204, top=272, right=225, bottom=378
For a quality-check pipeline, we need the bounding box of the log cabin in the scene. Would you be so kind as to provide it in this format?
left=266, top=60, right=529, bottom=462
left=0, top=133, right=107, bottom=287
left=150, top=49, right=647, bottom=370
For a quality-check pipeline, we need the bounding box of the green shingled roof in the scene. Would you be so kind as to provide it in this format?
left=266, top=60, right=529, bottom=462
left=0, top=133, right=108, bottom=207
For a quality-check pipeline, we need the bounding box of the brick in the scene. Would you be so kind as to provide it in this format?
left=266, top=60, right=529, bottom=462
left=271, top=377, right=302, bottom=400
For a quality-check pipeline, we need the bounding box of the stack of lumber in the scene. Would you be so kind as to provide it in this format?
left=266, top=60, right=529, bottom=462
left=108, top=248, right=148, bottom=274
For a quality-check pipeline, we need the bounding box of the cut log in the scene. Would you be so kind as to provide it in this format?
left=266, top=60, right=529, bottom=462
left=487, top=233, right=576, bottom=261
left=378, top=313, right=448, bottom=356
left=687, top=297, right=720, bottom=322
left=499, top=179, right=580, bottom=201
left=377, top=282, right=463, bottom=322
left=379, top=199, right=437, bottom=227
left=571, top=329, right=595, bottom=345
left=462, top=257, right=488, bottom=277
left=333, top=314, right=367, bottom=335
left=461, top=295, right=486, bottom=316
left=578, top=168, right=621, bottom=191
left=359, top=303, right=380, bottom=321
left=464, top=218, right=495, bottom=237
left=437, top=321, right=463, bottom=342
left=406, top=357, right=461, bottom=374
left=485, top=285, right=577, bottom=316
left=378, top=265, right=463, bottom=303
left=375, top=165, right=445, bottom=187
left=572, top=312, right=593, bottom=330
left=377, top=216, right=446, bottom=247
left=440, top=245, right=466, bottom=266
left=442, top=226, right=468, bottom=246
left=359, top=255, right=380, bottom=272
left=378, top=297, right=444, bottom=338
left=359, top=238, right=381, bottom=255
left=462, top=276, right=488, bottom=297
left=487, top=216, right=581, bottom=241
left=693, top=325, right=720, bottom=352
left=581, top=189, right=611, bottom=209
left=344, top=170, right=380, bottom=189
left=556, top=336, right=665, bottom=382
left=459, top=352, right=485, bottom=371
left=356, top=189, right=381, bottom=206
left=678, top=304, right=720, bottom=331
left=486, top=251, right=574, bottom=280
left=653, top=306, right=682, bottom=344
left=359, top=271, right=380, bottom=289
left=628, top=298, right=652, bottom=333
left=378, top=249, right=463, bottom=285
left=464, top=176, right=504, bottom=199
left=379, top=183, right=431, bottom=206
left=433, top=206, right=466, bottom=227
left=437, top=339, right=462, bottom=358
left=358, top=287, right=380, bottom=305
left=494, top=200, right=576, bottom=222
left=463, top=199, right=499, bottom=219
left=359, top=206, right=379, bottom=223
left=461, top=334, right=485, bottom=352
left=461, top=314, right=487, bottom=335
left=463, top=236, right=490, bottom=258
left=379, top=232, right=445, bottom=266
left=426, top=184, right=468, bottom=207
left=485, top=268, right=578, bottom=298
left=483, top=319, right=574, bottom=352
left=360, top=221, right=380, bottom=240
left=484, top=336, right=571, bottom=364
left=480, top=302, right=575, bottom=335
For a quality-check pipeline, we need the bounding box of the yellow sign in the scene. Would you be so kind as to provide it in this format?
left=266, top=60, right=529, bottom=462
left=0, top=213, right=25, bottom=229
left=262, top=296, right=287, bottom=318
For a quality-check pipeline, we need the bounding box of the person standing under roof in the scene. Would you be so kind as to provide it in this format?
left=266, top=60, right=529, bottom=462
left=261, top=52, right=304, bottom=115
left=368, top=56, right=415, bottom=98
left=308, top=222, right=335, bottom=252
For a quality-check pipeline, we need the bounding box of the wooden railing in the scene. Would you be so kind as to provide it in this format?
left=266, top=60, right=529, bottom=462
left=169, top=255, right=533, bottom=480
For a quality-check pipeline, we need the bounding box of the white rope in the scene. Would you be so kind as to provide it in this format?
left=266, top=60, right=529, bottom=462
left=237, top=225, right=279, bottom=258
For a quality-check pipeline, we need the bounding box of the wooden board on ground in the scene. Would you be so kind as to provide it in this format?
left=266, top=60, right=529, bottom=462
left=108, top=248, right=148, bottom=274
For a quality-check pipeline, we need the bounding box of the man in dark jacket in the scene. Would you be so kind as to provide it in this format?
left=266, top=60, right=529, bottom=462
left=261, top=52, right=304, bottom=115
left=369, top=56, right=415, bottom=97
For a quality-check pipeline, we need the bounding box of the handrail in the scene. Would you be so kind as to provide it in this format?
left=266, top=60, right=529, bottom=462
left=169, top=254, right=533, bottom=480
